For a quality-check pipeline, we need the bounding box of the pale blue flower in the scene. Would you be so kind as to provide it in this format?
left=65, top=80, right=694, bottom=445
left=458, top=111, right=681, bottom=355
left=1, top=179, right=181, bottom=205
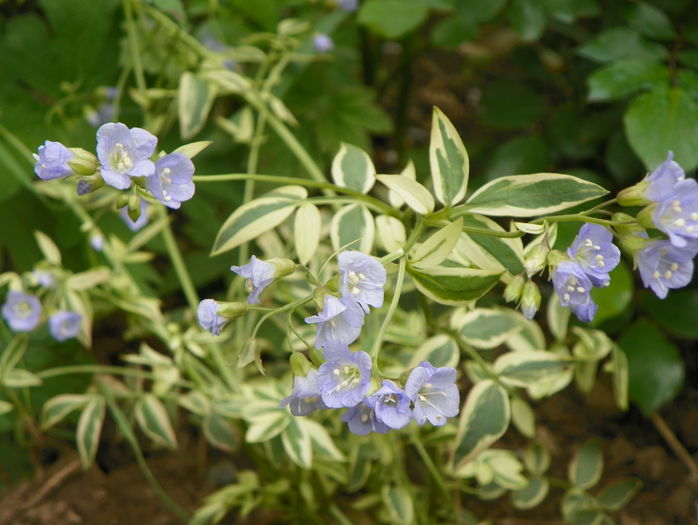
left=90, top=235, right=104, bottom=251
left=96, top=122, right=157, bottom=190
left=342, top=401, right=390, bottom=435
left=338, top=251, right=387, bottom=313
left=368, top=380, right=412, bottom=430
left=651, top=178, right=698, bottom=248
left=197, top=299, right=226, bottom=335
left=338, top=0, right=358, bottom=11
left=551, top=260, right=597, bottom=322
left=567, top=223, right=620, bottom=287
left=404, top=361, right=459, bottom=427
left=280, top=369, right=327, bottom=416
left=2, top=291, right=42, bottom=332
left=317, top=348, right=371, bottom=408
left=49, top=310, right=81, bottom=341
left=32, top=270, right=54, bottom=289
left=305, top=295, right=365, bottom=359
left=636, top=238, right=698, bottom=299
left=646, top=151, right=685, bottom=203
left=33, top=141, right=75, bottom=180
left=231, top=256, right=275, bottom=304
left=120, top=199, right=149, bottom=232
left=146, top=153, right=195, bottom=209
left=313, top=34, right=334, bottom=53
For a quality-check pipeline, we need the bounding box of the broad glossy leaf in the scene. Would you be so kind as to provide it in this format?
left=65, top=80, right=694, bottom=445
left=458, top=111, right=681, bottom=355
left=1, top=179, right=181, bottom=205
left=587, top=59, right=669, bottom=102
left=331, top=143, right=376, bottom=194
left=452, top=380, right=510, bottom=469
left=212, top=185, right=307, bottom=255
left=466, top=173, right=608, bottom=217
left=358, top=0, right=429, bottom=39
left=430, top=107, right=469, bottom=206
left=578, top=27, right=667, bottom=64
left=409, top=266, right=502, bottom=305
left=330, top=204, right=374, bottom=253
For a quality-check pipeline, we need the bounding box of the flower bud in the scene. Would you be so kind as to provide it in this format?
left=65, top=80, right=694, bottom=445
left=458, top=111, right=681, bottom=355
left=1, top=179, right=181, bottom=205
left=546, top=249, right=568, bottom=268
left=504, top=274, right=525, bottom=303
left=290, top=352, right=313, bottom=377
left=67, top=148, right=98, bottom=175
left=636, top=205, right=657, bottom=230
left=217, top=301, right=248, bottom=319
left=524, top=243, right=548, bottom=276
left=618, top=233, right=649, bottom=256
left=617, top=181, right=650, bottom=207
left=520, top=281, right=541, bottom=320
left=115, top=193, right=129, bottom=210
left=77, top=174, right=105, bottom=195
left=127, top=193, right=142, bottom=222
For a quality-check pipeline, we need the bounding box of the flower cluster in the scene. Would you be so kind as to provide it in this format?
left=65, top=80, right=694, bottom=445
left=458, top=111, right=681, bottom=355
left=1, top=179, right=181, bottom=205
left=628, top=153, right=698, bottom=298
left=280, top=251, right=459, bottom=435
left=33, top=122, right=196, bottom=228
left=1, top=290, right=81, bottom=342
left=551, top=224, right=620, bottom=322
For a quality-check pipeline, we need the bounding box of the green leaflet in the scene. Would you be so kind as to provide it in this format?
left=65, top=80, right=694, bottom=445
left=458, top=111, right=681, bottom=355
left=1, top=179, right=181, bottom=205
left=569, top=441, right=603, bottom=489
left=452, top=380, right=510, bottom=469
left=597, top=479, right=641, bottom=511
left=134, top=394, right=178, bottom=449
left=330, top=204, right=374, bottom=253
left=203, top=412, right=238, bottom=452
left=409, top=266, right=502, bottom=305
left=382, top=485, right=415, bottom=525
left=76, top=396, right=105, bottom=469
left=294, top=202, right=321, bottom=264
left=451, top=308, right=522, bottom=349
left=281, top=417, right=313, bottom=469
left=331, top=142, right=376, bottom=194
left=466, top=173, right=608, bottom=217
left=178, top=71, right=215, bottom=140
left=41, top=394, right=91, bottom=430
left=408, top=334, right=459, bottom=369
left=430, top=107, right=469, bottom=206
left=212, top=185, right=307, bottom=255
left=494, top=350, right=573, bottom=388
left=376, top=215, right=406, bottom=253
left=410, top=218, right=463, bottom=269
left=460, top=214, right=525, bottom=275
left=376, top=174, right=435, bottom=215
left=512, top=476, right=549, bottom=510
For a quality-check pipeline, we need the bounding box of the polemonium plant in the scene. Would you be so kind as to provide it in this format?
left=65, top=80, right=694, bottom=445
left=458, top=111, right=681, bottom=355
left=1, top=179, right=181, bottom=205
left=651, top=179, right=698, bottom=248
left=305, top=295, right=365, bottom=358
left=231, top=256, right=276, bottom=304
left=48, top=311, right=82, bottom=341
left=338, top=251, right=386, bottom=313
left=146, top=153, right=195, bottom=209
left=551, top=260, right=598, bottom=322
left=369, top=380, right=412, bottom=430
left=567, top=223, right=620, bottom=287
left=280, top=369, right=327, bottom=416
left=636, top=238, right=698, bottom=299
left=197, top=299, right=227, bottom=335
left=2, top=291, right=42, bottom=332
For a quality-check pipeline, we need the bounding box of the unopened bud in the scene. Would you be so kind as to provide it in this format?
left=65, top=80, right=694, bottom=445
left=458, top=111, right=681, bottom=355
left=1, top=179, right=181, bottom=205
left=524, top=243, right=548, bottom=276
left=520, top=281, right=541, bottom=320
left=546, top=250, right=567, bottom=269
left=127, top=194, right=141, bottom=222
left=217, top=301, right=248, bottom=320
left=504, top=274, right=525, bottom=303
left=612, top=212, right=644, bottom=238
left=67, top=148, right=98, bottom=175
left=617, top=181, right=650, bottom=207
left=290, top=352, right=313, bottom=377
left=618, top=233, right=649, bottom=256
left=115, top=193, right=129, bottom=210
left=77, top=174, right=104, bottom=195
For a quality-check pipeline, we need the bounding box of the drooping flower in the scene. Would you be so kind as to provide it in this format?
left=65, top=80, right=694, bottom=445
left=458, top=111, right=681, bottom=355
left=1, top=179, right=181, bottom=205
left=645, top=151, right=686, bottom=202
left=342, top=401, right=390, bottom=435
left=651, top=178, right=698, bottom=248
left=280, top=369, right=328, bottom=416
left=567, top=223, right=620, bottom=287
left=231, top=256, right=275, bottom=304
left=48, top=310, right=82, bottom=341
left=313, top=34, right=334, bottom=53
left=551, top=260, right=598, bottom=322
left=2, top=291, right=42, bottom=332
left=519, top=281, right=541, bottom=321
left=636, top=238, right=698, bottom=299
left=33, top=141, right=75, bottom=180
left=338, top=251, right=387, bottom=313
left=96, top=122, right=157, bottom=190
left=305, top=295, right=365, bottom=358
left=404, top=361, right=459, bottom=427
left=120, top=199, right=149, bottom=232
left=146, top=153, right=195, bottom=209
left=197, top=299, right=227, bottom=335
left=368, top=380, right=412, bottom=430
left=317, top=348, right=372, bottom=408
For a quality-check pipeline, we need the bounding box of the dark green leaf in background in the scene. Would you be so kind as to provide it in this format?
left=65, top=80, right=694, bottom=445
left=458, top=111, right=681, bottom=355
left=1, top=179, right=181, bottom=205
left=578, top=28, right=668, bottom=63
left=587, top=60, right=669, bottom=102
left=640, top=289, right=698, bottom=340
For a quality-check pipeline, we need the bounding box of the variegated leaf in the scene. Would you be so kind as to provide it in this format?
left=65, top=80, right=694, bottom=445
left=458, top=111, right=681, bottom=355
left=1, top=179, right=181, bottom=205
left=376, top=174, right=434, bottom=215
left=281, top=417, right=313, bottom=469
left=451, top=308, right=522, bottom=349
left=34, top=231, right=61, bottom=265
left=178, top=72, right=215, bottom=139
left=388, top=161, right=416, bottom=208
left=409, top=267, right=502, bottom=306
left=294, top=202, right=321, bottom=264
left=411, top=218, right=463, bottom=269
left=330, top=204, right=374, bottom=253
left=41, top=394, right=91, bottom=430
left=331, top=143, right=376, bottom=194
left=459, top=214, right=525, bottom=275
left=430, top=107, right=469, bottom=206
left=512, top=477, right=549, bottom=510
left=376, top=215, right=406, bottom=253
left=76, top=396, right=105, bottom=469
left=173, top=141, right=212, bottom=158
left=569, top=441, right=603, bottom=489
left=134, top=394, right=178, bottom=449
left=203, top=412, right=238, bottom=452
left=494, top=351, right=573, bottom=388
left=408, top=335, right=459, bottom=369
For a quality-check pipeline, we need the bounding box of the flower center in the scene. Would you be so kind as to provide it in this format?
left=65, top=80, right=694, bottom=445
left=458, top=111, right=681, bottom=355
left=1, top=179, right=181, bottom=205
left=331, top=364, right=361, bottom=393
left=111, top=143, right=133, bottom=173
left=160, top=168, right=173, bottom=202
left=12, top=301, right=32, bottom=319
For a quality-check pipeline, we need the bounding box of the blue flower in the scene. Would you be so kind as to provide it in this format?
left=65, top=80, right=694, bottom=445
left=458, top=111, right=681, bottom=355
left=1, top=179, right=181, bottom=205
left=313, top=34, right=334, bottom=53
left=368, top=380, right=412, bottom=430
left=230, top=256, right=275, bottom=304
left=90, top=234, right=105, bottom=251
left=197, top=299, right=227, bottom=335
left=651, top=178, right=698, bottom=248
left=551, top=260, right=598, bottom=322
left=342, top=401, right=390, bottom=435
left=146, top=153, right=195, bottom=209
left=96, top=122, right=157, bottom=190
left=645, top=151, right=686, bottom=203
left=317, top=348, right=372, bottom=408
left=120, top=199, right=149, bottom=232
left=49, top=310, right=82, bottom=341
left=636, top=238, right=698, bottom=299
left=567, top=223, right=620, bottom=287
left=305, top=295, right=365, bottom=358
left=33, top=141, right=75, bottom=180
left=404, top=361, right=459, bottom=426
left=338, top=0, right=358, bottom=11
left=32, top=270, right=55, bottom=289
left=338, top=251, right=387, bottom=313
left=280, top=369, right=328, bottom=416
left=2, top=291, right=42, bottom=332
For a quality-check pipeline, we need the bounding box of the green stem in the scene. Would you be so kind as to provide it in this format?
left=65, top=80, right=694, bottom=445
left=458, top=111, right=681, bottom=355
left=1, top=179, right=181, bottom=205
left=160, top=213, right=199, bottom=311
left=194, top=173, right=400, bottom=218
left=410, top=428, right=454, bottom=507
left=97, top=380, right=190, bottom=523
left=249, top=296, right=314, bottom=344
left=532, top=214, right=616, bottom=226
left=370, top=256, right=406, bottom=362
left=123, top=0, right=146, bottom=93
